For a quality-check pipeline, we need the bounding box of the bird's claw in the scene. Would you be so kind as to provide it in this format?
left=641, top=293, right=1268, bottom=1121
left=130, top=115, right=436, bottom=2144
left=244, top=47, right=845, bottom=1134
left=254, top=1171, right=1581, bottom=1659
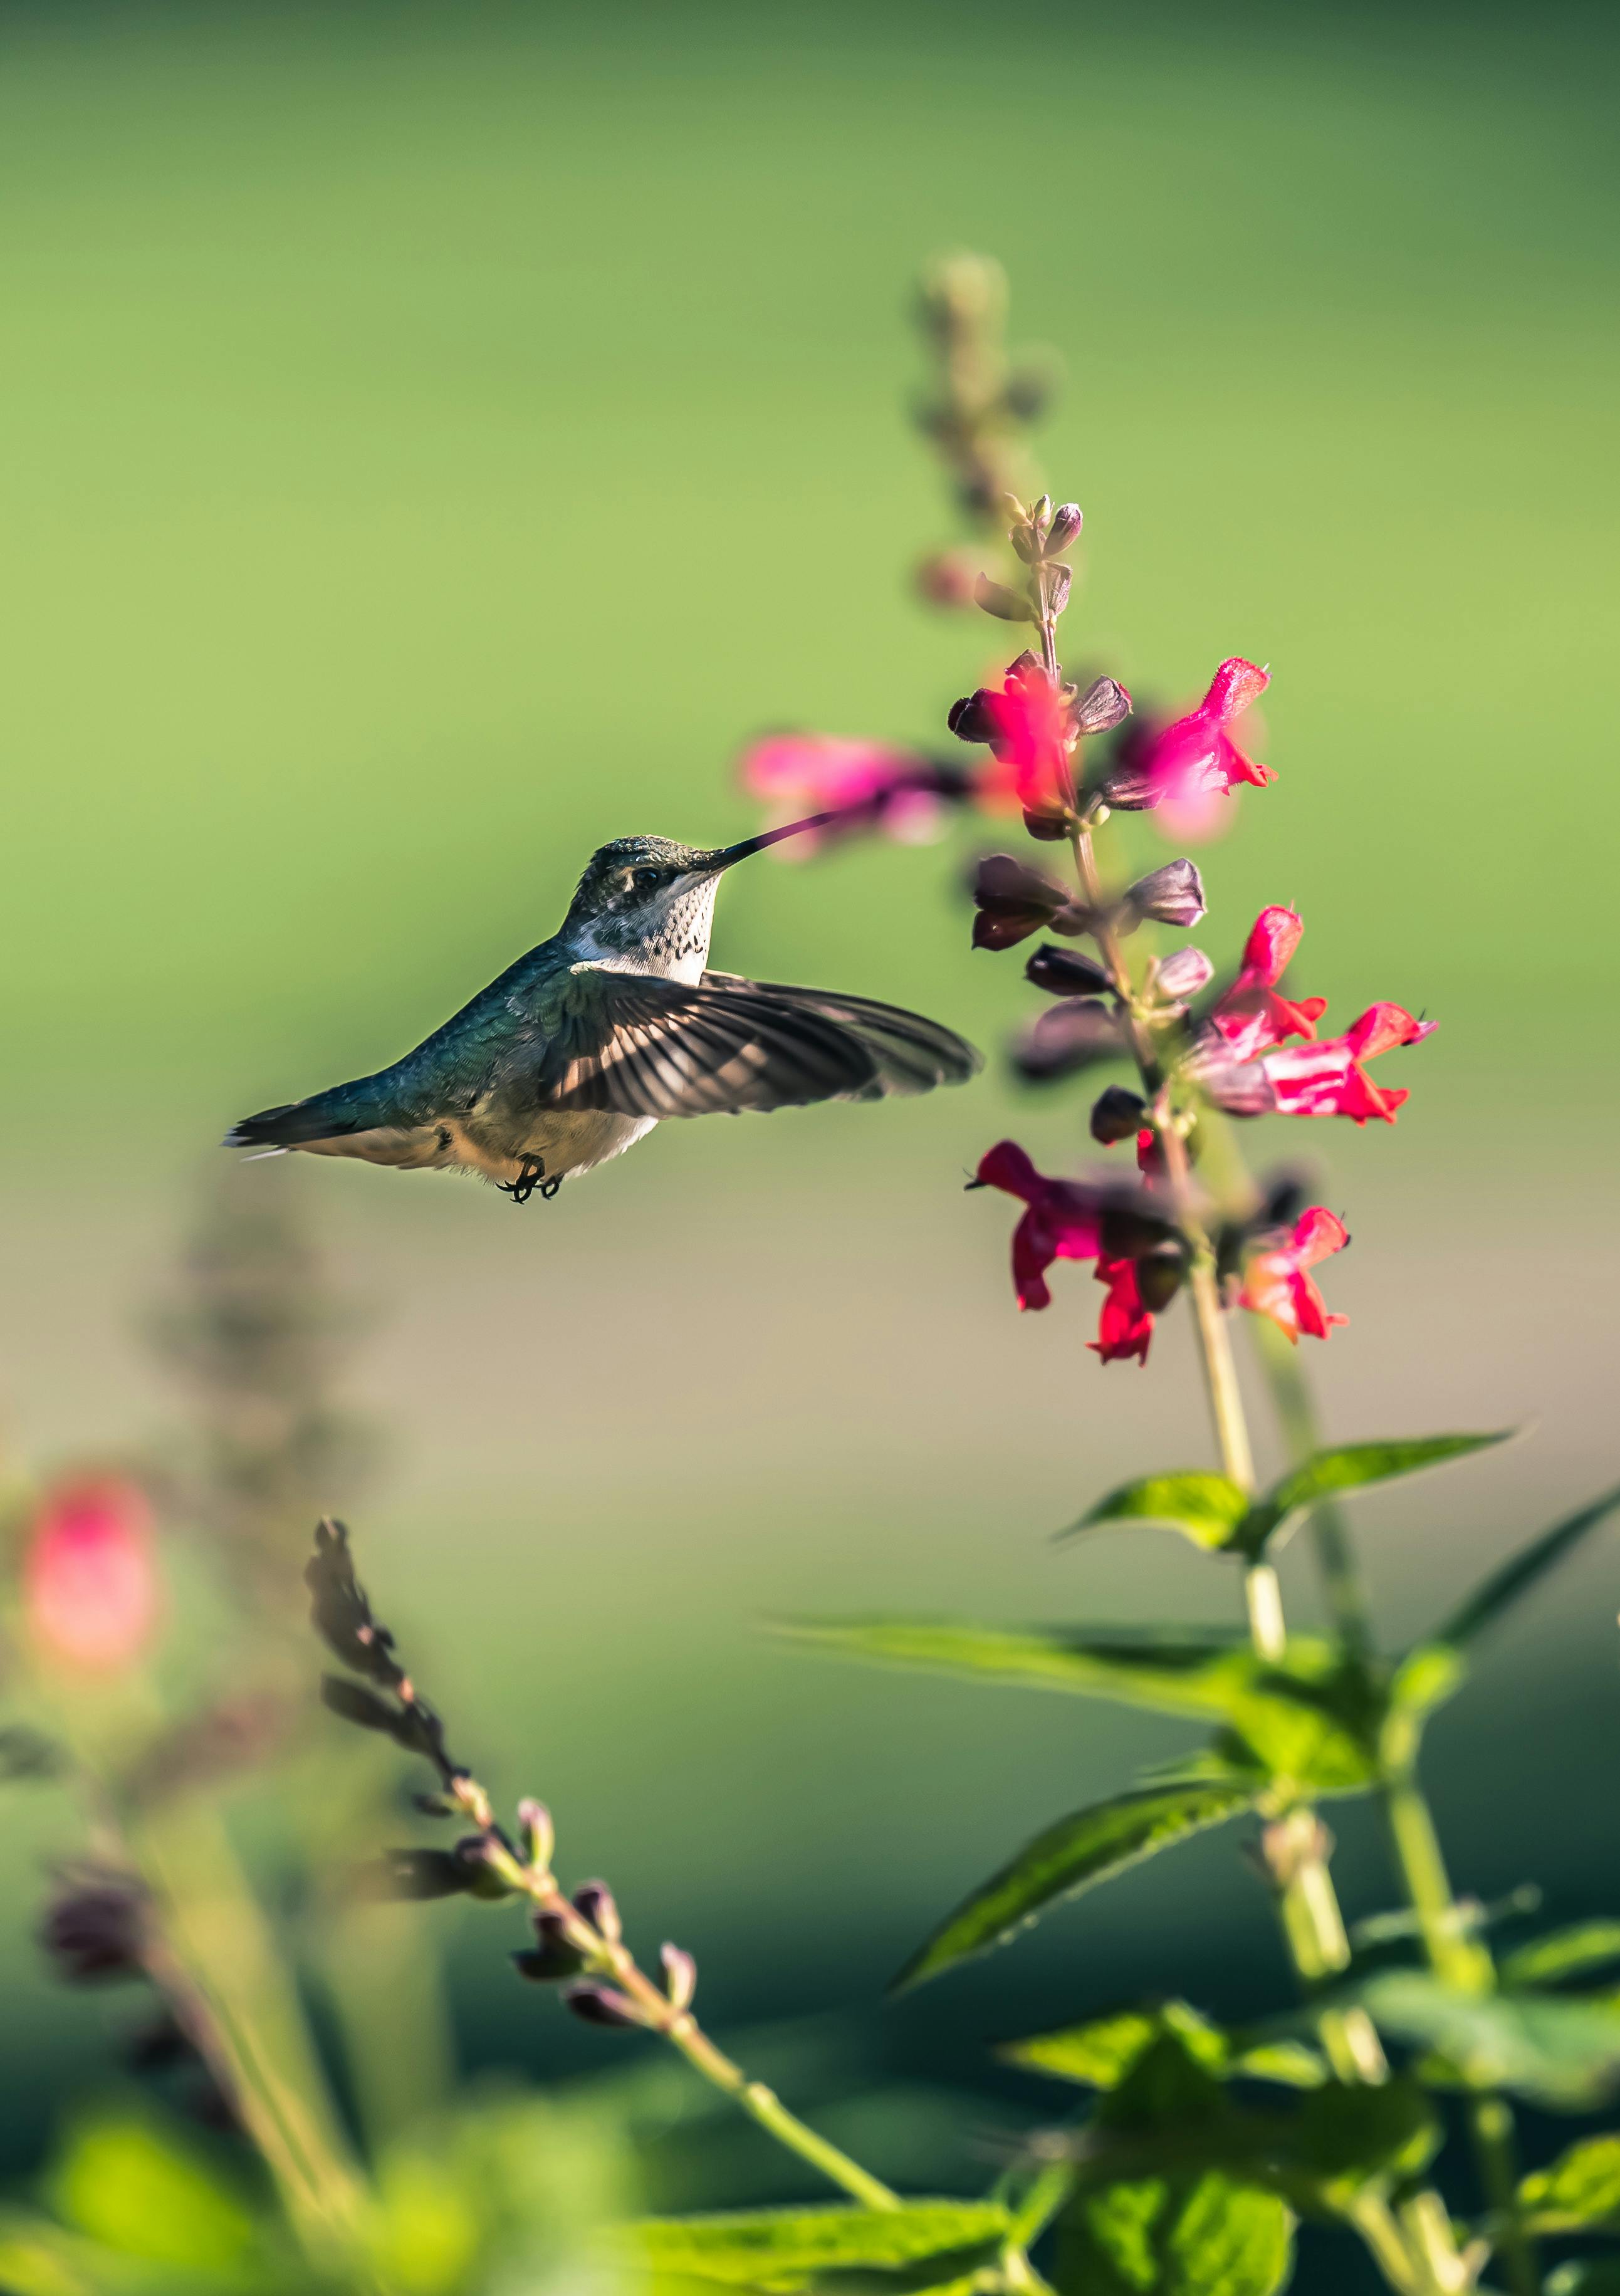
left=501, top=1156, right=548, bottom=1206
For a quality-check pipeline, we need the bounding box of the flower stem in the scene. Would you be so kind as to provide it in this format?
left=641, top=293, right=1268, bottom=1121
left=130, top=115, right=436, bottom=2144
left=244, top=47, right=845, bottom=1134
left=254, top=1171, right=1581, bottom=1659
left=1247, top=1312, right=1375, bottom=1656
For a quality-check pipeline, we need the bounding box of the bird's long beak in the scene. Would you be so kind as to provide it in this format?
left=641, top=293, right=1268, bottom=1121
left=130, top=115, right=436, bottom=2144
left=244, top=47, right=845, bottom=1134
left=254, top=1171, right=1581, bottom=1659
left=703, top=811, right=847, bottom=870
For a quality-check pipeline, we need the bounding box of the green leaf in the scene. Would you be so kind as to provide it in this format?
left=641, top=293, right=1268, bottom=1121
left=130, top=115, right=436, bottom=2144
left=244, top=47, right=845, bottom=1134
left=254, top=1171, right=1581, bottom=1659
left=1226, top=2041, right=1329, bottom=2090
left=1502, top=1922, right=1620, bottom=1990
left=1001, top=2005, right=1327, bottom=2095
left=1242, top=1433, right=1513, bottom=1552
left=1517, top=2135, right=1620, bottom=2233
left=1290, top=2076, right=1440, bottom=2196
left=1361, top=1974, right=1620, bottom=2109
left=1546, top=2263, right=1620, bottom=2296
left=1065, top=1473, right=1251, bottom=1554
left=46, top=2117, right=258, bottom=2273
left=1057, top=2174, right=1292, bottom=2296
left=896, top=1782, right=1257, bottom=1991
left=1432, top=1484, right=1620, bottom=1648
left=632, top=2204, right=1012, bottom=2293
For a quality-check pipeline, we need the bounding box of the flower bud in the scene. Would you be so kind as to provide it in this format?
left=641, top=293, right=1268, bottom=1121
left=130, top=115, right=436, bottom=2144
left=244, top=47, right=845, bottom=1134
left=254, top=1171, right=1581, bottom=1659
left=971, top=853, right=1071, bottom=952
left=26, top=1479, right=158, bottom=1675
left=1193, top=1051, right=1279, bottom=1117
left=1153, top=946, right=1215, bottom=1001
left=40, top=1865, right=149, bottom=1985
left=1044, top=564, right=1073, bottom=617
left=518, top=1799, right=554, bottom=1870
left=572, top=1879, right=622, bottom=1944
left=1011, top=999, right=1124, bottom=1082
left=975, top=574, right=1035, bottom=625
left=1134, top=1243, right=1189, bottom=1313
left=1090, top=1087, right=1148, bottom=1145
left=1073, top=676, right=1131, bottom=736
left=563, top=1983, right=643, bottom=2030
left=1024, top=944, right=1112, bottom=998
left=1046, top=503, right=1084, bottom=555
left=512, top=1912, right=587, bottom=1983
left=914, top=550, right=981, bottom=609
left=947, top=689, right=994, bottom=744
left=1124, top=859, right=1206, bottom=931
left=1003, top=362, right=1055, bottom=424
left=661, top=1943, right=698, bottom=2012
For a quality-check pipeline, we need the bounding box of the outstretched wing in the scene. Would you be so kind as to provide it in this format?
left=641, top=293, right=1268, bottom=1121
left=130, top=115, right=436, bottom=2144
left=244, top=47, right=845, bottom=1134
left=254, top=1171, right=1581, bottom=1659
left=535, top=968, right=979, bottom=1119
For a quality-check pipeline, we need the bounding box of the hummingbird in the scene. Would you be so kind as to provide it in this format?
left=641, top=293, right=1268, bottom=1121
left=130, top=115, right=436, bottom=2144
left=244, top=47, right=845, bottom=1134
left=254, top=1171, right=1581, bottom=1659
left=225, top=821, right=981, bottom=1201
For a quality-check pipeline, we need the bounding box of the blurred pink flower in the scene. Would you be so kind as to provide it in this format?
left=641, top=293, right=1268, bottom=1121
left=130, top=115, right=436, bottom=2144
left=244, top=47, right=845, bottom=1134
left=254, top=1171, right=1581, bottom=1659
left=1263, top=1003, right=1436, bottom=1125
left=972, top=1140, right=1104, bottom=1312
left=738, top=733, right=961, bottom=853
left=1210, top=906, right=1328, bottom=1062
left=26, top=1479, right=158, bottom=1673
left=1105, top=658, right=1273, bottom=811
left=1239, top=1208, right=1350, bottom=1342
left=1090, top=1256, right=1154, bottom=1365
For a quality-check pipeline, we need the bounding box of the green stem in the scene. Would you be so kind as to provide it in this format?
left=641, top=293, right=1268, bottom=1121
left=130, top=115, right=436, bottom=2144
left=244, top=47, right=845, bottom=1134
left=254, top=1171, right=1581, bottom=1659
left=1248, top=1313, right=1374, bottom=1658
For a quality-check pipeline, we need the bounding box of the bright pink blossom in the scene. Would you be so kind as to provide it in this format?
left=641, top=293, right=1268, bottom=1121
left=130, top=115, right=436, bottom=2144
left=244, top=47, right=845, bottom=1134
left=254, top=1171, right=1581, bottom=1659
left=973, top=1141, right=1103, bottom=1312
left=1106, top=659, right=1273, bottom=811
left=1239, top=1208, right=1350, bottom=1342
left=1263, top=1003, right=1436, bottom=1125
left=1210, top=906, right=1328, bottom=1062
left=1090, top=1257, right=1154, bottom=1365
left=975, top=659, right=1079, bottom=833
left=738, top=733, right=959, bottom=852
left=26, top=1479, right=158, bottom=1673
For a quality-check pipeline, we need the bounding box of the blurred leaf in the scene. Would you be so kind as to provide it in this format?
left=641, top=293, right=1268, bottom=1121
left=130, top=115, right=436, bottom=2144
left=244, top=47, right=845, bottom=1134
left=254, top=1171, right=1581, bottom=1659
left=1002, top=2005, right=1325, bottom=2095
left=1546, top=2263, right=1620, bottom=2296
left=1385, top=1645, right=1466, bottom=1722
left=1516, top=2135, right=1620, bottom=2232
left=1226, top=2041, right=1329, bottom=2091
left=0, top=1725, right=63, bottom=1781
left=1057, top=2173, right=1292, bottom=2296
left=1362, top=1974, right=1620, bottom=2108
left=1289, top=2077, right=1440, bottom=2197
left=1241, top=1433, right=1512, bottom=1552
left=363, top=2147, right=483, bottom=2294
left=1065, top=1473, right=1250, bottom=1554
left=896, top=1782, right=1257, bottom=1991
left=1502, top=1922, right=1620, bottom=1990
left=1431, top=1484, right=1620, bottom=1648
left=632, top=2203, right=1011, bottom=2292
left=46, top=2119, right=258, bottom=2274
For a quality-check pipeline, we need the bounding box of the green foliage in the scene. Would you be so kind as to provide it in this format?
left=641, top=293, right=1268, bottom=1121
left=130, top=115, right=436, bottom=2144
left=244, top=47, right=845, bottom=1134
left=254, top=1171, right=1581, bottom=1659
left=1361, top=1973, right=1620, bottom=2109
left=1515, top=2134, right=1620, bottom=2232
left=44, top=2117, right=260, bottom=2275
left=1057, top=2174, right=1292, bottom=2296
left=630, top=2202, right=1012, bottom=2293
left=1002, top=2004, right=1325, bottom=2094
left=1501, top=1921, right=1620, bottom=1989
left=1432, top=1485, right=1620, bottom=1647
left=1545, top=2263, right=1620, bottom=2296
left=1067, top=1474, right=1251, bottom=1554
left=894, top=1781, right=1258, bottom=1990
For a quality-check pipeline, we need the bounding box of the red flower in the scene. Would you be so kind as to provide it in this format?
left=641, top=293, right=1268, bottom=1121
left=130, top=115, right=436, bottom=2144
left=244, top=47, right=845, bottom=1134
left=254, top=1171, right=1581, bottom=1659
left=1090, top=1256, right=1154, bottom=1364
left=25, top=1479, right=158, bottom=1673
left=1210, top=906, right=1328, bottom=1062
left=1238, top=1208, right=1350, bottom=1342
left=1263, top=1003, right=1436, bottom=1125
left=976, top=659, right=1079, bottom=835
left=973, top=1141, right=1104, bottom=1311
left=738, top=733, right=964, bottom=852
left=1105, top=658, right=1273, bottom=811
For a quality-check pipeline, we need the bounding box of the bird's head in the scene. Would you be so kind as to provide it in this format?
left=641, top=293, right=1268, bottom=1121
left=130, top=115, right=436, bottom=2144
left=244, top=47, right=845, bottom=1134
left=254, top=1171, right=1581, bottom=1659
left=558, top=832, right=766, bottom=973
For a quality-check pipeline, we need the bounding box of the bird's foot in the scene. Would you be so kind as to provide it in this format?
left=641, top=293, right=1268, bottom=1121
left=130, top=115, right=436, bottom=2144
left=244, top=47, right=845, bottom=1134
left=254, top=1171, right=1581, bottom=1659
left=500, top=1155, right=547, bottom=1206
left=539, top=1176, right=563, bottom=1200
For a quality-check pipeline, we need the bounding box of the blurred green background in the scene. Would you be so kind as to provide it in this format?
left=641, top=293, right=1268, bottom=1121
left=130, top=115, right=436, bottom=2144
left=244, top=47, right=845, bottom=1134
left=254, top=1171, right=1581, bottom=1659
left=1, top=0, right=1617, bottom=2201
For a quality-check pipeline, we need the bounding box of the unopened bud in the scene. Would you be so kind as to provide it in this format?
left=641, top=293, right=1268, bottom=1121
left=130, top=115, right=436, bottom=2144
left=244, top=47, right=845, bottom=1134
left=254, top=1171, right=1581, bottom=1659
left=1045, top=564, right=1073, bottom=617
left=1124, top=858, right=1206, bottom=931
left=563, top=1983, right=642, bottom=2030
left=517, top=1799, right=553, bottom=1870
left=1025, top=944, right=1112, bottom=998
left=512, top=1912, right=587, bottom=1983
left=1046, top=503, right=1084, bottom=555
left=661, top=1943, right=698, bottom=2012
left=1134, top=1244, right=1189, bottom=1313
left=572, top=1879, right=622, bottom=1944
left=1153, top=946, right=1215, bottom=1001
left=1011, top=999, right=1124, bottom=1082
left=947, top=689, right=994, bottom=744
left=975, top=574, right=1035, bottom=625
left=1073, top=675, right=1131, bottom=736
left=1003, top=362, right=1055, bottom=424
left=1090, top=1087, right=1147, bottom=1145
left=914, top=550, right=981, bottom=610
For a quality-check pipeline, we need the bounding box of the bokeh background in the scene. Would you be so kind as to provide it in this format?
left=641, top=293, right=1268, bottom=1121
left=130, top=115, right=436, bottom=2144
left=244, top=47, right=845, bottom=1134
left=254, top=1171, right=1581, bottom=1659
left=2, top=0, right=1616, bottom=2231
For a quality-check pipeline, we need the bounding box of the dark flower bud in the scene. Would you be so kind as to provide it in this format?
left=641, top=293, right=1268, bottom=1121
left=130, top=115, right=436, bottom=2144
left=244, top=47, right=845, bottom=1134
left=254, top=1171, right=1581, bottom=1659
left=1098, top=1199, right=1181, bottom=1260
left=1011, top=999, right=1124, bottom=1082
left=971, top=853, right=1071, bottom=951
left=1002, top=362, right=1055, bottom=424
left=947, top=689, right=995, bottom=745
left=305, top=1520, right=399, bottom=1686
left=1044, top=564, right=1074, bottom=617
left=320, top=1675, right=402, bottom=1735
left=1134, top=1244, right=1189, bottom=1313
left=513, top=1912, right=588, bottom=1983
left=411, top=1790, right=456, bottom=1819
left=1073, top=675, right=1131, bottom=737
left=1154, top=946, right=1214, bottom=1002
left=368, top=1848, right=471, bottom=1901
left=563, top=1983, right=642, bottom=2030
left=975, top=574, right=1035, bottom=625
left=572, top=1879, right=622, bottom=1944
left=1090, top=1086, right=1148, bottom=1145
left=1025, top=944, right=1112, bottom=998
left=1193, top=1051, right=1279, bottom=1118
left=40, top=1866, right=149, bottom=1985
left=1046, top=503, right=1084, bottom=555
left=1124, top=859, right=1206, bottom=931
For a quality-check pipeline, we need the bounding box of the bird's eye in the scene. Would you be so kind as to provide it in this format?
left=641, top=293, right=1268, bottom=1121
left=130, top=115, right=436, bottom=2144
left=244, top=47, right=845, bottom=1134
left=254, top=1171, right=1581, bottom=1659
left=631, top=867, right=662, bottom=892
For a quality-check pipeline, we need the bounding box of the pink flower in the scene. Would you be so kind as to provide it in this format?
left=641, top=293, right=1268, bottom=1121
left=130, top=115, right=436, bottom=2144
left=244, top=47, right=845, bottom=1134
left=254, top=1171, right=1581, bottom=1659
left=738, top=733, right=964, bottom=853
left=1263, top=1003, right=1436, bottom=1125
left=1105, top=658, right=1273, bottom=811
left=1238, top=1208, right=1350, bottom=1342
left=973, top=1140, right=1104, bottom=1311
left=1210, top=906, right=1328, bottom=1062
left=26, top=1479, right=158, bottom=1673
left=949, top=658, right=1131, bottom=839
left=1090, top=1257, right=1154, bottom=1365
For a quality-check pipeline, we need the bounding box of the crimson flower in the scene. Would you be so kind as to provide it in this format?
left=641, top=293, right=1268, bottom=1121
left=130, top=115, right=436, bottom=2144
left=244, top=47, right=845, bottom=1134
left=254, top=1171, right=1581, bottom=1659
left=1238, top=1207, right=1350, bottom=1342
left=1104, top=658, right=1273, bottom=811
left=951, top=655, right=1130, bottom=838
left=973, top=1140, right=1104, bottom=1310
left=971, top=1142, right=1181, bottom=1363
left=1091, top=1258, right=1154, bottom=1365
left=1263, top=1003, right=1436, bottom=1125
left=25, top=1479, right=158, bottom=1673
left=1210, top=906, right=1327, bottom=1062
left=738, top=733, right=968, bottom=852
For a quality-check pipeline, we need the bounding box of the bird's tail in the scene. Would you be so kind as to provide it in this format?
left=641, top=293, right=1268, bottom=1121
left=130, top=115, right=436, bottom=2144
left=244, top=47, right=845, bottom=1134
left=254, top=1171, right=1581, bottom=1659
left=224, top=1079, right=385, bottom=1150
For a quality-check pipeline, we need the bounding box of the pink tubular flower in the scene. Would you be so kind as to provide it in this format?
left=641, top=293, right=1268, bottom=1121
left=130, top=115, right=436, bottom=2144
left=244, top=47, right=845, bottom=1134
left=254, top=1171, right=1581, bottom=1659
left=738, top=733, right=963, bottom=853
left=1263, top=1003, right=1437, bottom=1125
left=1090, top=1258, right=1154, bottom=1365
left=1239, top=1208, right=1350, bottom=1342
left=25, top=1479, right=158, bottom=1673
left=973, top=1141, right=1103, bottom=1311
left=1210, top=906, right=1328, bottom=1062
left=976, top=659, right=1077, bottom=835
left=1105, top=658, right=1273, bottom=811
left=971, top=1142, right=1179, bottom=1362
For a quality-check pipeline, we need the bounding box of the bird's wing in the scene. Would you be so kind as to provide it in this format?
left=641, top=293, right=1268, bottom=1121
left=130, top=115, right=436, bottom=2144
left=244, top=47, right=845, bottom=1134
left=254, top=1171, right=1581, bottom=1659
left=705, top=973, right=983, bottom=1096
left=535, top=969, right=976, bottom=1119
